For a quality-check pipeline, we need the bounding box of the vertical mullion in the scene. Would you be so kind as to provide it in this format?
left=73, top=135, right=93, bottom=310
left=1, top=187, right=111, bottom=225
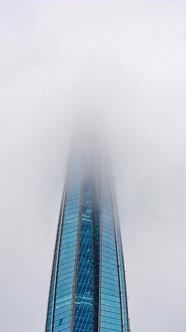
left=118, top=230, right=130, bottom=332
left=97, top=172, right=102, bottom=332
left=92, top=179, right=96, bottom=332
left=49, top=183, right=67, bottom=332
left=70, top=181, right=84, bottom=331
left=111, top=185, right=124, bottom=332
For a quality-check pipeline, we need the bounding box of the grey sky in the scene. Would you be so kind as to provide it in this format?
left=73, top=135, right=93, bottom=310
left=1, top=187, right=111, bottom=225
left=0, top=1, right=186, bottom=331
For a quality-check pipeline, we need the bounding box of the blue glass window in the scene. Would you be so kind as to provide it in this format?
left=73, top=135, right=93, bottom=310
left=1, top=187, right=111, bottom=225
left=73, top=182, right=93, bottom=332
left=45, top=168, right=129, bottom=332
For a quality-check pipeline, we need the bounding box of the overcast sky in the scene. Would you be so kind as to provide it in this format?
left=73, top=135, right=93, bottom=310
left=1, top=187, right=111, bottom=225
left=0, top=1, right=186, bottom=331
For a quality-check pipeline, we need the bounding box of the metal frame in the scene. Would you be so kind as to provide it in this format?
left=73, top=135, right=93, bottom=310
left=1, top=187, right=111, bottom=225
left=44, top=180, right=67, bottom=332
left=111, top=180, right=130, bottom=332
left=92, top=176, right=97, bottom=332
left=97, top=171, right=102, bottom=332
left=118, top=228, right=130, bottom=332
left=111, top=183, right=124, bottom=332
left=69, top=180, right=84, bottom=331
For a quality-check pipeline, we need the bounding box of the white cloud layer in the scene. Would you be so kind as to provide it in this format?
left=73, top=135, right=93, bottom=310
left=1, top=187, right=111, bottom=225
left=0, top=1, right=186, bottom=331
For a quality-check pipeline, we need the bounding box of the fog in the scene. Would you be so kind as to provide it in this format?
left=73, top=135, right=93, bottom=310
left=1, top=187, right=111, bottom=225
left=0, top=1, right=186, bottom=331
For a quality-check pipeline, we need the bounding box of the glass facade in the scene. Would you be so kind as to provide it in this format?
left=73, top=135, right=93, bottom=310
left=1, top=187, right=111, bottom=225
left=45, top=162, right=129, bottom=332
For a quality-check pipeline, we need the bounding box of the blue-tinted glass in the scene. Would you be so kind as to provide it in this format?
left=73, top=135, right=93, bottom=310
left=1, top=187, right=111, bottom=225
left=45, top=166, right=129, bottom=332
left=116, top=224, right=129, bottom=332
left=45, top=178, right=81, bottom=331
left=94, top=180, right=100, bottom=331
left=99, top=181, right=122, bottom=331
left=52, top=185, right=80, bottom=331
left=46, top=199, right=64, bottom=332
left=73, top=182, right=93, bottom=332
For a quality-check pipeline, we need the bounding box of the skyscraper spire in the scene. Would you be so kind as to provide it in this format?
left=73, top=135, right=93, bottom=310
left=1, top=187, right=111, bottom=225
left=45, top=146, right=129, bottom=332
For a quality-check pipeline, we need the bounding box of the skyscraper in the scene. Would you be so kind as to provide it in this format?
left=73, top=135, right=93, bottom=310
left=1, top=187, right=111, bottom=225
left=45, top=152, right=130, bottom=332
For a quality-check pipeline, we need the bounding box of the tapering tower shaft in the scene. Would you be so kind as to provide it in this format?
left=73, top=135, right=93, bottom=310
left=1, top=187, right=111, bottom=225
left=45, top=155, right=129, bottom=332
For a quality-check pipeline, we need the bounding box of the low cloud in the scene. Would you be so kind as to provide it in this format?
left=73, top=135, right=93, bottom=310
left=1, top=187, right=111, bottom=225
left=0, top=1, right=186, bottom=331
